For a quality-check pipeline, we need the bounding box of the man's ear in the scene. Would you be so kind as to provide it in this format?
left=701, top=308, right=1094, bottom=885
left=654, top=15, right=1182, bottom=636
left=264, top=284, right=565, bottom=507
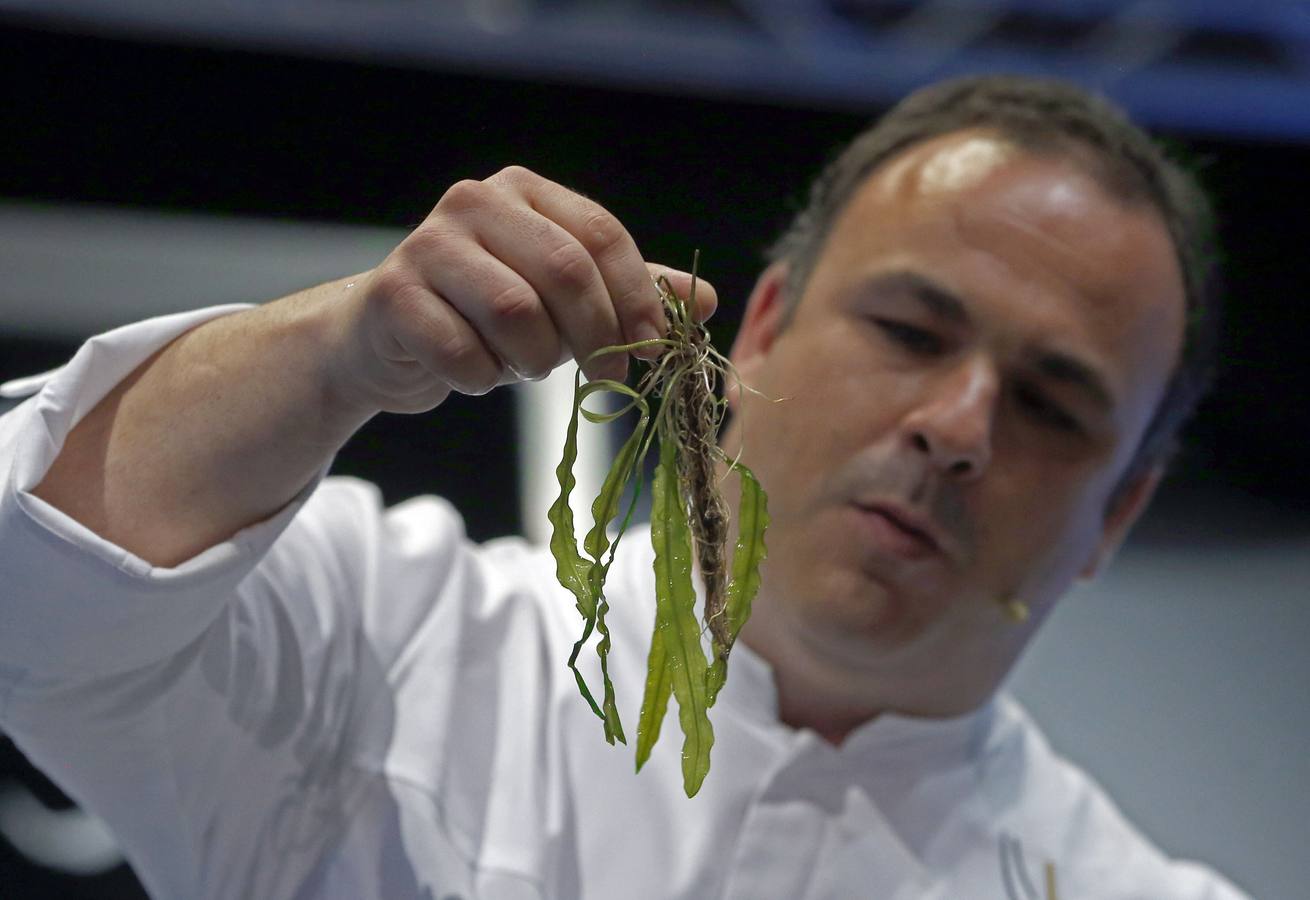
left=725, top=262, right=791, bottom=407
left=1079, top=465, right=1164, bottom=580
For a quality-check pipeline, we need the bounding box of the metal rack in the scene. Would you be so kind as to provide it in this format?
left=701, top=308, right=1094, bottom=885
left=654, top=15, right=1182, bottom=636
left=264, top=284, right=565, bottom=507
left=3, top=0, right=1309, bottom=138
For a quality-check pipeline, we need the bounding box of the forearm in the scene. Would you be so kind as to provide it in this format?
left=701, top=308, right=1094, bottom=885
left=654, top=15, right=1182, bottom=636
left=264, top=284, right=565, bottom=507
left=31, top=275, right=376, bottom=568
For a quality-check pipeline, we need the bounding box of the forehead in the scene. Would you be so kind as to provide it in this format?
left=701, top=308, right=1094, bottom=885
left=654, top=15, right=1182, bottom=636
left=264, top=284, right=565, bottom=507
left=858, top=132, right=1171, bottom=287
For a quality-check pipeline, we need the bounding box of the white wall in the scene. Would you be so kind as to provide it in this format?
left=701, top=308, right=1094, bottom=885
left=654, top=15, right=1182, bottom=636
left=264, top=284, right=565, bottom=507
left=0, top=201, right=402, bottom=338
left=1010, top=481, right=1310, bottom=898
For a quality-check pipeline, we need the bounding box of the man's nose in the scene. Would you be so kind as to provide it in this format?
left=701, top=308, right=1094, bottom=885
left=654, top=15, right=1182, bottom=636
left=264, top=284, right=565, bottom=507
left=903, top=357, right=998, bottom=479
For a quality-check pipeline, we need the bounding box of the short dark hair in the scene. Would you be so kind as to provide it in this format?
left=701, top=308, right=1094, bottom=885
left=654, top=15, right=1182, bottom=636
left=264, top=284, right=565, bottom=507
left=767, top=74, right=1221, bottom=511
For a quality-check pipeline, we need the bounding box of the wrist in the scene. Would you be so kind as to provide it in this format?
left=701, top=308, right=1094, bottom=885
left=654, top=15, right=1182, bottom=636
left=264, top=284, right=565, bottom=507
left=294, top=272, right=383, bottom=444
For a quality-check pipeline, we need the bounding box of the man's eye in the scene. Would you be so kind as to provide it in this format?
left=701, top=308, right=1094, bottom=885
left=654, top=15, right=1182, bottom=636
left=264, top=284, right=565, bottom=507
left=876, top=320, right=944, bottom=355
left=1015, top=384, right=1081, bottom=432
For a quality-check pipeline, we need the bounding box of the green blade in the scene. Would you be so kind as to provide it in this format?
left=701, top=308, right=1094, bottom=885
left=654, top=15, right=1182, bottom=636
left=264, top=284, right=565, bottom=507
left=566, top=617, right=604, bottom=721
left=706, top=460, right=770, bottom=707
left=548, top=366, right=598, bottom=621
left=634, top=612, right=672, bottom=772
left=584, top=405, right=649, bottom=746
left=548, top=369, right=619, bottom=728
left=650, top=434, right=715, bottom=797
left=549, top=367, right=654, bottom=739
left=594, top=597, right=626, bottom=745
left=578, top=377, right=645, bottom=426
left=584, top=409, right=648, bottom=565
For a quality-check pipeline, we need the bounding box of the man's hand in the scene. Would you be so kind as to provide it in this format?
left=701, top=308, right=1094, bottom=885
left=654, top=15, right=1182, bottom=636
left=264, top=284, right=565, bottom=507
left=330, top=166, right=718, bottom=417
left=28, top=166, right=714, bottom=567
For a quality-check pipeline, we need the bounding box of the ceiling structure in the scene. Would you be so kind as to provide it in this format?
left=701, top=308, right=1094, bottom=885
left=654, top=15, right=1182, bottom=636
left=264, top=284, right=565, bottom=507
left=1, top=2, right=1307, bottom=512
left=3, top=0, right=1309, bottom=140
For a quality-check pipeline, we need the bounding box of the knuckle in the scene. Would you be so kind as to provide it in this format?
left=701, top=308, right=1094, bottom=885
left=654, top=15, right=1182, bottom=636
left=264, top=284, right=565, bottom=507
left=400, top=223, right=458, bottom=262
left=491, top=164, right=534, bottom=186
left=486, top=283, right=541, bottom=323
left=545, top=241, right=597, bottom=293
left=615, top=274, right=659, bottom=313
left=434, top=330, right=493, bottom=389
left=437, top=178, right=490, bottom=215
left=433, top=328, right=473, bottom=367
left=368, top=267, right=426, bottom=315
left=579, top=207, right=628, bottom=258
left=396, top=284, right=437, bottom=322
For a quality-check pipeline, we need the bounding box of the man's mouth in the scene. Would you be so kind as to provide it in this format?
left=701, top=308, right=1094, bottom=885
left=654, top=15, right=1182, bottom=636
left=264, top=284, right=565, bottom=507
left=851, top=501, right=945, bottom=560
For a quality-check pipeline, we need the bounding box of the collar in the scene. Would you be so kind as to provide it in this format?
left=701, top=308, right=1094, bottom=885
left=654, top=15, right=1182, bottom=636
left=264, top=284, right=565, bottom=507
left=722, top=638, right=999, bottom=770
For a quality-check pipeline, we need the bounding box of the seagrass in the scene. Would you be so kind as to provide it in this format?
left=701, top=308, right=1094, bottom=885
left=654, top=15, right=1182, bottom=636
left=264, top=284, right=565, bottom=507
left=547, top=254, right=771, bottom=796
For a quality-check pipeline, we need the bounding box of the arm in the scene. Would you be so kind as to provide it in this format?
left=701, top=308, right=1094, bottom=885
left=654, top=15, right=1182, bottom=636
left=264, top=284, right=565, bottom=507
left=31, top=166, right=716, bottom=568
left=0, top=168, right=714, bottom=896
left=30, top=277, right=373, bottom=568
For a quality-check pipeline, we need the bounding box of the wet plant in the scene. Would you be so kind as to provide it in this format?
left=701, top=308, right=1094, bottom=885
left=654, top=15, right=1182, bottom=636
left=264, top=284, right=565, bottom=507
left=548, top=253, right=770, bottom=797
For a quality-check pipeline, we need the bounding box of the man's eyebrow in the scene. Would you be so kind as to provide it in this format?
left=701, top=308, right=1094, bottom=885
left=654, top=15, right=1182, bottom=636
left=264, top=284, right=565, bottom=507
left=864, top=270, right=970, bottom=324
left=864, top=269, right=1116, bottom=411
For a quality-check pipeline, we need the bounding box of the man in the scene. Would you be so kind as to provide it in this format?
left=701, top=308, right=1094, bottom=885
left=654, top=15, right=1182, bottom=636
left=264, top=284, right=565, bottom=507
left=0, top=75, right=1249, bottom=898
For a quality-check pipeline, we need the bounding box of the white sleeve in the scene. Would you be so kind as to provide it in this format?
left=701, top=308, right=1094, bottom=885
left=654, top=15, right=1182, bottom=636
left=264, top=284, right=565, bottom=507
left=0, top=309, right=571, bottom=900
left=0, top=303, right=301, bottom=681
left=0, top=481, right=496, bottom=900
left=0, top=308, right=394, bottom=899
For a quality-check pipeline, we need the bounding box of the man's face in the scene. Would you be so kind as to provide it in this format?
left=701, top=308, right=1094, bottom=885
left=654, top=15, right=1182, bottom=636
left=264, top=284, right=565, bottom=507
left=724, top=130, right=1186, bottom=716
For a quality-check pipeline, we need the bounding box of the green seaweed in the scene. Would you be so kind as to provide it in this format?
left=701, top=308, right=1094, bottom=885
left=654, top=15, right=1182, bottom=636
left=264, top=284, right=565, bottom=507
left=547, top=254, right=771, bottom=796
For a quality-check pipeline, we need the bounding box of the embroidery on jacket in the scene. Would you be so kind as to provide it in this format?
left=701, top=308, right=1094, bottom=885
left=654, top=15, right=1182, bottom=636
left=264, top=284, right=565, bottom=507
left=999, top=832, right=1061, bottom=900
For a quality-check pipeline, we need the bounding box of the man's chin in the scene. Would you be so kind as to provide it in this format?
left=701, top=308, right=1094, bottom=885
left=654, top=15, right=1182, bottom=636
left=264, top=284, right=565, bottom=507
left=794, top=588, right=938, bottom=663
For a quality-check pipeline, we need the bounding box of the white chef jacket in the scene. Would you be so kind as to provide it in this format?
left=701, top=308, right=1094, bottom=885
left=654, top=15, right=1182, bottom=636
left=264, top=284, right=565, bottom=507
left=0, top=306, right=1252, bottom=900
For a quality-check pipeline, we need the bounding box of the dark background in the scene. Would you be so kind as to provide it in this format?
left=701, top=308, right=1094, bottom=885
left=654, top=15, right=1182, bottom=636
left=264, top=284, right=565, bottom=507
left=1, top=16, right=1306, bottom=898
left=4, top=22, right=1306, bottom=514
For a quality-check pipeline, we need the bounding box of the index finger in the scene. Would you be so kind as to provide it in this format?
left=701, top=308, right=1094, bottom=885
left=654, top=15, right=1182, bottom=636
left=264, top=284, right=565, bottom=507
left=498, top=168, right=667, bottom=356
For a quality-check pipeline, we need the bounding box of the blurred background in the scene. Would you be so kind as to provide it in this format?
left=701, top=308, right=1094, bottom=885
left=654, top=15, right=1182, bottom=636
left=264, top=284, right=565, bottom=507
left=1, top=1, right=1307, bottom=897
